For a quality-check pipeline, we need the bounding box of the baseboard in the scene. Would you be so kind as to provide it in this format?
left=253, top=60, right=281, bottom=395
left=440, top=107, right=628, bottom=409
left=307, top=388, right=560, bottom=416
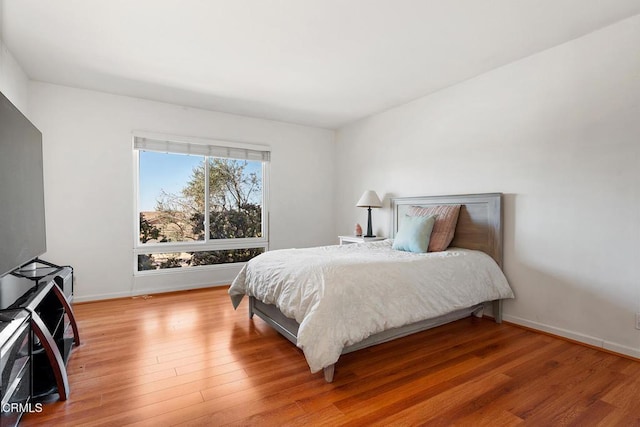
left=73, top=281, right=230, bottom=303
left=129, top=280, right=229, bottom=298
left=602, top=340, right=640, bottom=360
left=503, top=314, right=640, bottom=360
left=73, top=291, right=133, bottom=303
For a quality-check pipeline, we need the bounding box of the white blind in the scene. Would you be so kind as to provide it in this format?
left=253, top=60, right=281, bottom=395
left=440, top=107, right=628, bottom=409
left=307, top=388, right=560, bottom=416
left=133, top=136, right=270, bottom=162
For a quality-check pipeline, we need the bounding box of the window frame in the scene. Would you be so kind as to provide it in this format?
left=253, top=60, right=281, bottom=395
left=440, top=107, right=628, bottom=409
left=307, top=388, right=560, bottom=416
left=132, top=132, right=270, bottom=275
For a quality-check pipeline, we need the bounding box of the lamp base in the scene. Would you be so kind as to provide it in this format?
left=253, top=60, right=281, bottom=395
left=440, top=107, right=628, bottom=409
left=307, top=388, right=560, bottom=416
left=365, top=207, right=374, bottom=238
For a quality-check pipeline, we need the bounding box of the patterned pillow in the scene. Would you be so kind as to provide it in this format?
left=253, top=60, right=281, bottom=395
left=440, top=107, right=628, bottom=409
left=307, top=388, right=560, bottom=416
left=407, top=204, right=461, bottom=252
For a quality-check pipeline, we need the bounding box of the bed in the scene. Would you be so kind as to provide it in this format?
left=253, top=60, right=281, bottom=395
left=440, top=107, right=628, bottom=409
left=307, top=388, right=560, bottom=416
left=229, top=193, right=514, bottom=382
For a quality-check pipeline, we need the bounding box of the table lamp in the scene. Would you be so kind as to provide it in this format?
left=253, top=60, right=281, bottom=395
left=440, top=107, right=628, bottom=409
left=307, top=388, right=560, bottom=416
left=356, top=190, right=382, bottom=237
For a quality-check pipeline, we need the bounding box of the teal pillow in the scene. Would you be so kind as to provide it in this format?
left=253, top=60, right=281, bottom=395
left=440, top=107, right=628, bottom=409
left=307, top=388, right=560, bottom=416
left=392, top=214, right=436, bottom=253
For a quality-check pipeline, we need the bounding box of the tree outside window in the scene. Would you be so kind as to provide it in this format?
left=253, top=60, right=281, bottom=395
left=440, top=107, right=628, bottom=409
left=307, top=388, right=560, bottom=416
left=136, top=147, right=267, bottom=272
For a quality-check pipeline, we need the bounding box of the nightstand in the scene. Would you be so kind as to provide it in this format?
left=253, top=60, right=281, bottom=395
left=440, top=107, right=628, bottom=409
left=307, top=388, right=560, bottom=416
left=339, top=235, right=387, bottom=245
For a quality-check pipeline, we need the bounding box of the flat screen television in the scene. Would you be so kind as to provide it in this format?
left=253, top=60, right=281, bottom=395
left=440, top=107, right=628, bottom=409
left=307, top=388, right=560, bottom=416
left=0, top=90, right=46, bottom=278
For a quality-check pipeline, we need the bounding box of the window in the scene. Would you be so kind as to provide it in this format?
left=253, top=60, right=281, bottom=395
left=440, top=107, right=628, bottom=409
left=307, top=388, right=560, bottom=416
left=134, top=134, right=269, bottom=273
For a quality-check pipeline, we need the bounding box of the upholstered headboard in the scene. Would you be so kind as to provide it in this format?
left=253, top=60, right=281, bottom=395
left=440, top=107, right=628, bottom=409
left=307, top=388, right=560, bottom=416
left=390, top=193, right=503, bottom=267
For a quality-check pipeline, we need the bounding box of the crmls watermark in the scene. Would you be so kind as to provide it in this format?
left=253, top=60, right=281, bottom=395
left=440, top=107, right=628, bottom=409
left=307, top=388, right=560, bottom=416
left=1, top=402, right=43, bottom=413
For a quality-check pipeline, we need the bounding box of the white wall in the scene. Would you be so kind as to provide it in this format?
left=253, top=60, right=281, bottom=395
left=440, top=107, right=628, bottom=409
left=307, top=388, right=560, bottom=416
left=0, top=34, right=29, bottom=114
left=335, top=16, right=640, bottom=358
left=28, top=83, right=335, bottom=301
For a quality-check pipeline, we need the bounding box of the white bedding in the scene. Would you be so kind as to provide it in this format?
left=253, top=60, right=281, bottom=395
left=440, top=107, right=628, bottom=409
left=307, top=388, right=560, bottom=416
left=229, top=240, right=514, bottom=373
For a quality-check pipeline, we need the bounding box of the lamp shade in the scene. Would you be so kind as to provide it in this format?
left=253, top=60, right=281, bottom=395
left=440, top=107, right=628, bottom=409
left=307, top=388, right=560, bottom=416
left=356, top=190, right=382, bottom=208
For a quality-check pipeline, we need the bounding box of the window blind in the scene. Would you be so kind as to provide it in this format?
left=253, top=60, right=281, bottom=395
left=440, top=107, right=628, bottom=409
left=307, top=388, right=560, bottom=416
left=133, top=136, right=270, bottom=162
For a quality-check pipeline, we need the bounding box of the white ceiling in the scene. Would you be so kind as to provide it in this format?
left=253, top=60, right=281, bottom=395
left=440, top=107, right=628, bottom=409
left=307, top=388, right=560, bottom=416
left=2, top=1, right=639, bottom=129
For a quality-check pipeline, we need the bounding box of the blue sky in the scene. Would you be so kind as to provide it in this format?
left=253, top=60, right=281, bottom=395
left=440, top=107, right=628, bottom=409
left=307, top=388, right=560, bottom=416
left=139, top=152, right=201, bottom=211
left=139, top=152, right=262, bottom=212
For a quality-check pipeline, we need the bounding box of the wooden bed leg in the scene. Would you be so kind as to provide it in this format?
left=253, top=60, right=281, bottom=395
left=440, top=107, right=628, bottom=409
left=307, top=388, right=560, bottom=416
left=323, top=365, right=335, bottom=383
left=249, top=296, right=255, bottom=319
left=493, top=300, right=503, bottom=324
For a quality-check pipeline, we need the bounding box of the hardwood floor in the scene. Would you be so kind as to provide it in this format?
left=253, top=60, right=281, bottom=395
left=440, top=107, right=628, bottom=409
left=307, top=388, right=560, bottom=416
left=22, top=287, right=640, bottom=426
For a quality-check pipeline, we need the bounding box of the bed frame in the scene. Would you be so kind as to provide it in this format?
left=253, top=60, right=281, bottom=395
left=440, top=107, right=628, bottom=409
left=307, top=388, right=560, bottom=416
left=248, top=193, right=505, bottom=382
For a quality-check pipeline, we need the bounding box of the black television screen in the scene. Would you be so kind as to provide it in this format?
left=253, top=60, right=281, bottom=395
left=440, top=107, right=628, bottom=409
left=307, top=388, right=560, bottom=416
left=0, top=91, right=46, bottom=277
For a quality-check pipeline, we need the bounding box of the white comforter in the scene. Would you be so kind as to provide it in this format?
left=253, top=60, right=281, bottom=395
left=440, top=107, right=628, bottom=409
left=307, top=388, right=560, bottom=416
left=229, top=240, right=514, bottom=373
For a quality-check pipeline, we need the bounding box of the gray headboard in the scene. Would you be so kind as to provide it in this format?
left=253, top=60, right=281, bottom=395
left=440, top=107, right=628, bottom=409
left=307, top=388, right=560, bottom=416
left=390, top=193, right=503, bottom=268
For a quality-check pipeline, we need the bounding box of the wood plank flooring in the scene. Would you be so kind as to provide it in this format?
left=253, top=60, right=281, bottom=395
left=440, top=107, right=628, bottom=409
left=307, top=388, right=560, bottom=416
left=22, top=287, right=640, bottom=426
